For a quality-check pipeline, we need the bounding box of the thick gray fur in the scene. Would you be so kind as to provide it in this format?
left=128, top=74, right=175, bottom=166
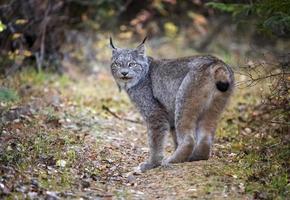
left=109, top=38, right=234, bottom=172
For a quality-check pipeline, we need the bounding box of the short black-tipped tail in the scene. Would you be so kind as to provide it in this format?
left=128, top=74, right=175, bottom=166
left=211, top=62, right=232, bottom=93
left=216, top=81, right=230, bottom=92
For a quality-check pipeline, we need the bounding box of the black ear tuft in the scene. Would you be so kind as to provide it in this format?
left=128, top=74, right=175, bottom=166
left=110, top=37, right=116, bottom=49
left=135, top=36, right=148, bottom=56
left=137, top=36, right=147, bottom=48
left=216, top=81, right=230, bottom=92
left=141, top=36, right=147, bottom=45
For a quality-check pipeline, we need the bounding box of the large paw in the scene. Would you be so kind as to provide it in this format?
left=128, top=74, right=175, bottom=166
left=134, top=161, right=160, bottom=173
left=189, top=144, right=211, bottom=161
left=189, top=152, right=210, bottom=161
left=161, top=156, right=175, bottom=167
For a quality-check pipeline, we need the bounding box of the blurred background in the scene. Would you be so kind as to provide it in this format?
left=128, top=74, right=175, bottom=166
left=0, top=0, right=289, bottom=199
left=0, top=0, right=289, bottom=74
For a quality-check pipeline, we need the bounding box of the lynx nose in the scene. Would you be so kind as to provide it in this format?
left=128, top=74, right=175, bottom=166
left=121, top=71, right=128, bottom=76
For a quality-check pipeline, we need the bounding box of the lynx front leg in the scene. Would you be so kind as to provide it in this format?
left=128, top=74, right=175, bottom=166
left=137, top=114, right=169, bottom=172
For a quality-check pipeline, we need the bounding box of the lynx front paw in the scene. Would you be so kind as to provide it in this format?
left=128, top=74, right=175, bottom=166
left=135, top=162, right=160, bottom=173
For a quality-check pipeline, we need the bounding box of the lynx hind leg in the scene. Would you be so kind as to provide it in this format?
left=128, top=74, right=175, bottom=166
left=190, top=91, right=231, bottom=161
left=170, top=127, right=178, bottom=150
left=163, top=70, right=212, bottom=165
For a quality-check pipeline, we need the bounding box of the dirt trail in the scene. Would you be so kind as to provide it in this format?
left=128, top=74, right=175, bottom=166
left=67, top=72, right=249, bottom=199
left=0, top=70, right=250, bottom=199
left=94, top=111, right=248, bottom=199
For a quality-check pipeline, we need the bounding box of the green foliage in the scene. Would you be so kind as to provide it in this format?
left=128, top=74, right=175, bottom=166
left=263, top=13, right=290, bottom=37
left=0, top=20, right=6, bottom=32
left=207, top=0, right=290, bottom=38
left=65, top=0, right=126, bottom=29
left=164, top=22, right=178, bottom=38
left=206, top=2, right=251, bottom=16
left=0, top=0, right=121, bottom=73
left=0, top=88, right=19, bottom=102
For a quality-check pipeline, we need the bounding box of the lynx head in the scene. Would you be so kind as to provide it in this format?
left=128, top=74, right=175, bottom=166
left=110, top=37, right=149, bottom=90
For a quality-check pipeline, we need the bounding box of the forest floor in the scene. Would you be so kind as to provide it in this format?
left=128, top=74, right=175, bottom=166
left=0, top=64, right=289, bottom=199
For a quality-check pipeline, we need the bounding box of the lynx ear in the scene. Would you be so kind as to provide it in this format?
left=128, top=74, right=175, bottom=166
left=109, top=37, right=116, bottom=49
left=110, top=37, right=120, bottom=56
left=135, top=36, right=147, bottom=56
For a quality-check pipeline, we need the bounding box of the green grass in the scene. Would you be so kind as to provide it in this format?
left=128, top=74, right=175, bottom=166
left=0, top=87, right=19, bottom=102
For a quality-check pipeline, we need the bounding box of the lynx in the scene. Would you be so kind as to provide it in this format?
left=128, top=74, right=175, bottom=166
left=109, top=37, right=234, bottom=172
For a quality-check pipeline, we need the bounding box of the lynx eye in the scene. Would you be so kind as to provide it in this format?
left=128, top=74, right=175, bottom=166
left=128, top=63, right=138, bottom=68
left=112, top=63, right=121, bottom=68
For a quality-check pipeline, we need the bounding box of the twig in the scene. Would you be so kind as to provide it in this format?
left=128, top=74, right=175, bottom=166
left=102, top=105, right=142, bottom=124
left=250, top=72, right=289, bottom=82
left=102, top=105, right=121, bottom=119
left=37, top=0, right=52, bottom=72
left=270, top=121, right=290, bottom=126
left=235, top=72, right=290, bottom=88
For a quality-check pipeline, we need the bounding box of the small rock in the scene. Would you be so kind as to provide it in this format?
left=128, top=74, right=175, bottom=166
left=56, top=160, right=67, bottom=168
left=228, top=153, right=237, bottom=157
left=110, top=166, right=117, bottom=171
left=238, top=183, right=245, bottom=193
left=244, top=128, right=252, bottom=134
left=51, top=95, right=61, bottom=107
left=28, top=192, right=38, bottom=199
left=133, top=167, right=142, bottom=175
left=31, top=179, right=39, bottom=186
left=46, top=191, right=59, bottom=200
left=16, top=185, right=27, bottom=193
left=13, top=119, right=20, bottom=123
left=140, top=147, right=149, bottom=152
left=130, top=189, right=144, bottom=195
left=0, top=183, right=10, bottom=194
left=127, top=174, right=136, bottom=183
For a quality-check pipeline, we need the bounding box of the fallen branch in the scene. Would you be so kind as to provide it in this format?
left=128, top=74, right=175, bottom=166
left=101, top=105, right=142, bottom=124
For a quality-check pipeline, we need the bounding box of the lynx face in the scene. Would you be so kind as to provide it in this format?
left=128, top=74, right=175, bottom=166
left=110, top=38, right=149, bottom=89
